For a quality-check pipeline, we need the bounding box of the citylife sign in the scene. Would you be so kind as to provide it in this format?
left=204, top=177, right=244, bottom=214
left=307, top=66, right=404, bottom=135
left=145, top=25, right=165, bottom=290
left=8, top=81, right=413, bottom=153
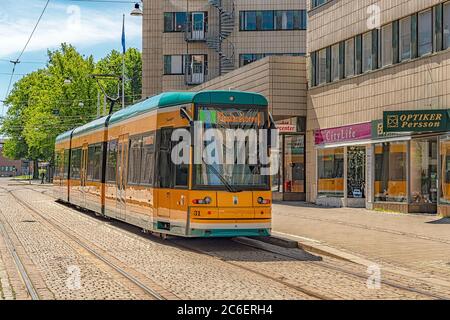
left=314, top=122, right=372, bottom=145
left=383, top=110, right=450, bottom=133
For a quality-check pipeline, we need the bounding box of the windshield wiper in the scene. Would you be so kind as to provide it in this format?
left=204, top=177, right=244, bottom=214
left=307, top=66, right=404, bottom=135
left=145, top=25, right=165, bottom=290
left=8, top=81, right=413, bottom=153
left=202, top=158, right=241, bottom=193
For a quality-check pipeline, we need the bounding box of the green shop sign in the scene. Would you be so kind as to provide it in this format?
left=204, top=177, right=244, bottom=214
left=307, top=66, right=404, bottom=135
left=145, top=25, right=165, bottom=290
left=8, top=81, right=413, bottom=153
left=383, top=109, right=450, bottom=133
left=371, top=120, right=409, bottom=139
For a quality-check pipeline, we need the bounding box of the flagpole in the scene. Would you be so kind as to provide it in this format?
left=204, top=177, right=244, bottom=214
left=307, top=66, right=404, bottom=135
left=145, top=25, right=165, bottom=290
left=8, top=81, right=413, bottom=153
left=122, top=14, right=125, bottom=109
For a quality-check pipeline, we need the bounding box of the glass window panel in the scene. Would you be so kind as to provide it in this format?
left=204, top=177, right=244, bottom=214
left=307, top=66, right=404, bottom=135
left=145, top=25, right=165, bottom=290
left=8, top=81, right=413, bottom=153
left=106, top=140, right=117, bottom=183
left=362, top=31, right=373, bottom=72
left=164, top=13, right=174, bottom=32
left=381, top=23, right=393, bottom=67
left=128, top=137, right=142, bottom=184
left=345, top=38, right=355, bottom=77
left=400, top=16, right=412, bottom=61
left=411, top=138, right=438, bottom=204
left=444, top=2, right=450, bottom=49
left=140, top=133, right=155, bottom=186
left=245, top=11, right=257, bottom=30
left=318, top=48, right=327, bottom=84
left=374, top=142, right=408, bottom=202
left=262, top=11, right=274, bottom=30
left=418, top=9, right=433, bottom=56
left=317, top=147, right=344, bottom=197
left=331, top=44, right=340, bottom=81
left=175, top=12, right=187, bottom=31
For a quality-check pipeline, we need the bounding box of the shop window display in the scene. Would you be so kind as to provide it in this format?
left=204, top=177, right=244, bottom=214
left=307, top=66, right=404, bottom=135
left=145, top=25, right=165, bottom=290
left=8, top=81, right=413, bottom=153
left=374, top=142, right=408, bottom=202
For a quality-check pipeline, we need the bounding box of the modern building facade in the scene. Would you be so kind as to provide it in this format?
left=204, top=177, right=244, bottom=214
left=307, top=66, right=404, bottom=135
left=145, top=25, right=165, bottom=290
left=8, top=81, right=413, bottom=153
left=142, top=0, right=307, bottom=97
left=306, top=0, right=450, bottom=216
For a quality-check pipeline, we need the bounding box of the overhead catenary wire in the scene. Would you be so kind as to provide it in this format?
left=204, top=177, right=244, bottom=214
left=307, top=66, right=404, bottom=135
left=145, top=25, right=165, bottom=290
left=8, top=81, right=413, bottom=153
left=3, top=0, right=51, bottom=116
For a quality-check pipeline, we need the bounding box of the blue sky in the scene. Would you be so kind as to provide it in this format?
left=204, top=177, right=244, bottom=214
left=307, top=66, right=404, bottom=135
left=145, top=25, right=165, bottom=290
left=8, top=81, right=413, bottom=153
left=0, top=0, right=142, bottom=115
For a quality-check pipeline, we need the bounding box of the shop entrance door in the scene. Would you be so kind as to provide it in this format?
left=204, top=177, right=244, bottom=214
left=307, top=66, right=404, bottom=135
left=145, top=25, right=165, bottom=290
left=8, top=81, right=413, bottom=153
left=347, top=146, right=366, bottom=200
left=283, top=135, right=305, bottom=201
left=411, top=137, right=438, bottom=213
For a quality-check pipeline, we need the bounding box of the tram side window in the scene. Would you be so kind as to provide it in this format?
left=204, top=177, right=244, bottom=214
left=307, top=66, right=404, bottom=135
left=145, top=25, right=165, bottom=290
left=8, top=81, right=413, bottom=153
left=128, top=136, right=142, bottom=185
left=87, top=144, right=102, bottom=181
left=64, top=149, right=70, bottom=179
left=140, top=133, right=155, bottom=186
left=106, top=140, right=118, bottom=183
left=173, top=130, right=189, bottom=187
left=158, top=129, right=173, bottom=188
left=71, top=148, right=82, bottom=179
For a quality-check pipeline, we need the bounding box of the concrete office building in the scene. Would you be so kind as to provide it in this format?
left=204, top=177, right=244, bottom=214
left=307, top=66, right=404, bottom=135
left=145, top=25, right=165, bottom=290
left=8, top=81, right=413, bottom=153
left=142, top=0, right=307, bottom=97
left=307, top=0, right=450, bottom=216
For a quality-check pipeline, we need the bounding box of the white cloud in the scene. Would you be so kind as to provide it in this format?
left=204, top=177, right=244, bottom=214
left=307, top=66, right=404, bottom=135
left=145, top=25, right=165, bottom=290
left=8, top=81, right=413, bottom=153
left=0, top=2, right=141, bottom=59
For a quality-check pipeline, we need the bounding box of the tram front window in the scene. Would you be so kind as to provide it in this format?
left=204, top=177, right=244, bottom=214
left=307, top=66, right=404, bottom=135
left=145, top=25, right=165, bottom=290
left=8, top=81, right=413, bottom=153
left=193, top=106, right=270, bottom=190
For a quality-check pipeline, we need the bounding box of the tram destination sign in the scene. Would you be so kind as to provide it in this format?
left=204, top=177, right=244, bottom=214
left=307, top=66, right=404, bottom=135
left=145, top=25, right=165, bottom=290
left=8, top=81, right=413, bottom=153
left=383, top=109, right=450, bottom=133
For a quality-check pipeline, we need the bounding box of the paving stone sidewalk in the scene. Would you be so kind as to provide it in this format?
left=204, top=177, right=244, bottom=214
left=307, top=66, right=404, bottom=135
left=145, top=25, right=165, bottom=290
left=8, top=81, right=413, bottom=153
left=272, top=203, right=450, bottom=282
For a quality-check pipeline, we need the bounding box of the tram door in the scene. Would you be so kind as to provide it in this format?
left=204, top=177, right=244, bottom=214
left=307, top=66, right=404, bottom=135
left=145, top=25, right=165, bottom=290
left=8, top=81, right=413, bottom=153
left=80, top=144, right=88, bottom=208
left=157, top=128, right=173, bottom=218
left=116, top=135, right=129, bottom=221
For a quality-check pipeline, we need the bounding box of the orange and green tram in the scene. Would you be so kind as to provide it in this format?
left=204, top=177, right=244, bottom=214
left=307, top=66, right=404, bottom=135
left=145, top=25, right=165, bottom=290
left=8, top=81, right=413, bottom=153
left=53, top=91, right=272, bottom=237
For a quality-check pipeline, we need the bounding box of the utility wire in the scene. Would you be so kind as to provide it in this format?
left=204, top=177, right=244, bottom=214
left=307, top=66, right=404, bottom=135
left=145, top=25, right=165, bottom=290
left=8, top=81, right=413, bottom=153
left=3, top=0, right=51, bottom=115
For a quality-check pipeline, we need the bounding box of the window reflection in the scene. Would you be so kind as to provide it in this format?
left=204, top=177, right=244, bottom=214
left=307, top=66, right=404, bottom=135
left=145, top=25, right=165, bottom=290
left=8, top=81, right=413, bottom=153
left=318, top=147, right=344, bottom=197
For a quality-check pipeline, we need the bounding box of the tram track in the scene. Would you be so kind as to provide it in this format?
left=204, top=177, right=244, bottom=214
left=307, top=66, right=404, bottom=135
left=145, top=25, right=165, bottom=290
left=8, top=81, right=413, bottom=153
left=10, top=184, right=450, bottom=300
left=231, top=238, right=450, bottom=300
left=0, top=214, right=40, bottom=300
left=4, top=187, right=168, bottom=301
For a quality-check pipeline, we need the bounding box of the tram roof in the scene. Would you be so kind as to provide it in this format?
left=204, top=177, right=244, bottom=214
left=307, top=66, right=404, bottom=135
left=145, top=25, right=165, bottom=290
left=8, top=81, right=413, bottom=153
left=56, top=91, right=268, bottom=140
left=109, top=90, right=268, bottom=125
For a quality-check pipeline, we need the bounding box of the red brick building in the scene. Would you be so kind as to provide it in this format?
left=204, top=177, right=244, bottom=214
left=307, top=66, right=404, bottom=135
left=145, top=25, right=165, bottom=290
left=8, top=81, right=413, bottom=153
left=0, top=140, right=25, bottom=177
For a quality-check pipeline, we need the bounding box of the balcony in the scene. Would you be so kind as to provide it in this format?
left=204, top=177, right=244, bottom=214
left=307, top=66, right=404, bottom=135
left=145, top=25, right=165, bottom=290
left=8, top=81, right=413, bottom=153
left=184, top=21, right=207, bottom=42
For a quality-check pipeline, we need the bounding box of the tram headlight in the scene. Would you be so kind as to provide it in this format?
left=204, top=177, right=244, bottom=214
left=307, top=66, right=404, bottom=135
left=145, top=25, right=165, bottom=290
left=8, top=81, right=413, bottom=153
left=257, top=197, right=270, bottom=205
left=192, top=196, right=212, bottom=205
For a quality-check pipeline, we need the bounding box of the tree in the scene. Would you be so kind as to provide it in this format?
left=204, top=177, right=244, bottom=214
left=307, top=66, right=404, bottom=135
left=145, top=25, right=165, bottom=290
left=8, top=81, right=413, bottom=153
left=96, top=48, right=142, bottom=112
left=0, top=44, right=142, bottom=165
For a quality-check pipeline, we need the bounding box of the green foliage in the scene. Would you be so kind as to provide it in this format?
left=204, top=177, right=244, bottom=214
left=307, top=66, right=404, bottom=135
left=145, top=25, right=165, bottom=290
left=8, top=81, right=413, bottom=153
left=0, top=44, right=142, bottom=161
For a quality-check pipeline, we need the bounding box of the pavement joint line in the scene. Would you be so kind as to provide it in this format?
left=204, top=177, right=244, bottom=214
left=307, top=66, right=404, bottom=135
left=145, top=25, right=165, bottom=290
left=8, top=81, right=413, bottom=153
left=272, top=230, right=450, bottom=290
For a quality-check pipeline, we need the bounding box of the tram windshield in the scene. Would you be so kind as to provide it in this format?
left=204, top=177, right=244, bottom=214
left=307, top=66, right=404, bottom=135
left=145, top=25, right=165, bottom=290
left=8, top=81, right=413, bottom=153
left=193, top=105, right=270, bottom=191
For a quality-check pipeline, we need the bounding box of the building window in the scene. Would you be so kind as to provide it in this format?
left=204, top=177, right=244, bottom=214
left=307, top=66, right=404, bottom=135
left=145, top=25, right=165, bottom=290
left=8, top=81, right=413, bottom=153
left=240, top=11, right=257, bottom=31
left=445, top=2, right=450, bottom=49
left=317, top=148, right=344, bottom=198
left=400, top=16, right=412, bottom=61
left=164, top=55, right=184, bottom=75
left=312, top=0, right=327, bottom=9
left=331, top=44, right=340, bottom=81
left=374, top=142, right=408, bottom=203
left=164, top=12, right=187, bottom=32
left=239, top=53, right=304, bottom=67
left=381, top=23, right=393, bottom=67
left=317, top=48, right=327, bottom=85
left=345, top=38, right=355, bottom=77
left=418, top=9, right=433, bottom=56
left=240, top=10, right=306, bottom=31
left=362, top=31, right=373, bottom=72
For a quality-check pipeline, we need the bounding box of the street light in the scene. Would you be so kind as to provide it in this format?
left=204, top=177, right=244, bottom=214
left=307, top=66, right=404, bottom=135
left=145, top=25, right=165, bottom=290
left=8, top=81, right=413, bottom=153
left=130, top=3, right=143, bottom=16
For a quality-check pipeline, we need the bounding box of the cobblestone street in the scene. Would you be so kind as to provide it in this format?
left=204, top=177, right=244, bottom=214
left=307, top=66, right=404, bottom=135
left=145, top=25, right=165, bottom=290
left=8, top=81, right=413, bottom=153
left=0, top=179, right=449, bottom=300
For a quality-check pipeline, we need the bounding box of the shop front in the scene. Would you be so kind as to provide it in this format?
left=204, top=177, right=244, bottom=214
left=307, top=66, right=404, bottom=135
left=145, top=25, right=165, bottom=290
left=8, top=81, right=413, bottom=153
left=371, top=110, right=450, bottom=216
left=272, top=117, right=306, bottom=201
left=314, top=122, right=371, bottom=208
